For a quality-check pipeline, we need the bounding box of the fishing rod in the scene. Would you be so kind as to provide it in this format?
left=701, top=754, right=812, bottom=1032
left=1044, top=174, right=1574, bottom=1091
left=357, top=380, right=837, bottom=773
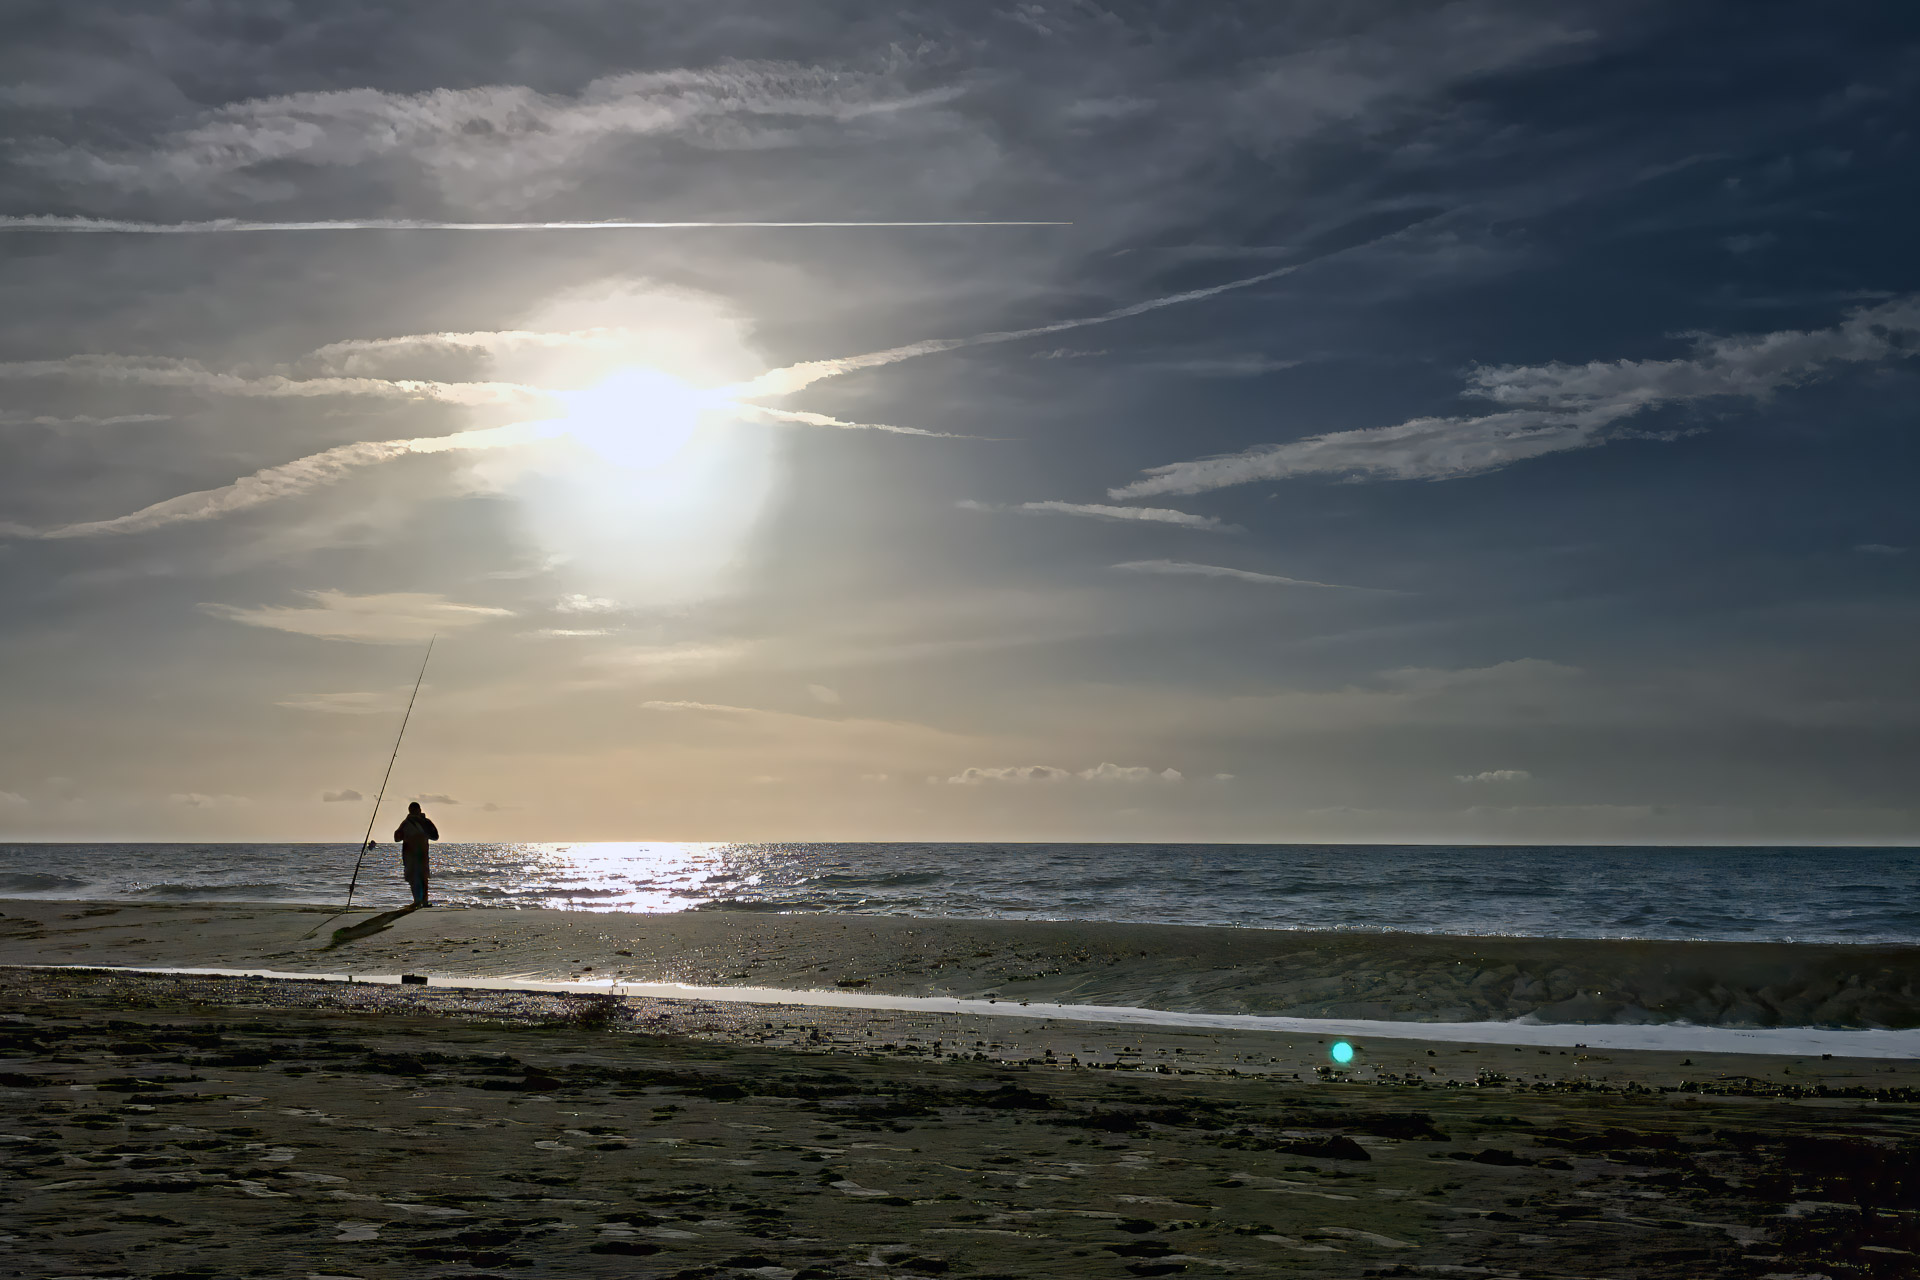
left=299, top=636, right=434, bottom=940
left=344, top=635, right=435, bottom=912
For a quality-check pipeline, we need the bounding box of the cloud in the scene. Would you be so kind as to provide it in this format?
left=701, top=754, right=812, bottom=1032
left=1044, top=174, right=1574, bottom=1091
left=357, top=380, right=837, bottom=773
left=0, top=792, right=27, bottom=808
left=0, top=411, right=172, bottom=428
left=731, top=259, right=1321, bottom=399
left=537, top=628, right=613, bottom=638
left=0, top=353, right=539, bottom=406
left=1, top=346, right=964, bottom=544
left=1456, top=769, right=1532, bottom=784
left=11, top=420, right=541, bottom=539
left=556, top=594, right=623, bottom=614
left=1, top=216, right=1061, bottom=233
left=1078, top=763, right=1183, bottom=784
left=942, top=763, right=1182, bottom=784
left=1112, top=559, right=1369, bottom=588
left=1855, top=543, right=1907, bottom=555
left=307, top=328, right=645, bottom=374
left=641, top=700, right=760, bottom=715
left=320, top=789, right=364, bottom=803
left=587, top=642, right=749, bottom=684
left=1, top=213, right=1420, bottom=544
left=414, top=793, right=459, bottom=805
left=1464, top=295, right=1920, bottom=410
left=807, top=684, right=842, bottom=704
left=25, top=61, right=971, bottom=198
left=1113, top=410, right=1610, bottom=495
left=1151, top=355, right=1307, bottom=377
left=961, top=500, right=1238, bottom=532
left=1113, top=296, right=1920, bottom=496
left=944, top=765, right=1073, bottom=785
left=169, top=793, right=248, bottom=808
left=742, top=404, right=957, bottom=437
left=203, top=590, right=512, bottom=644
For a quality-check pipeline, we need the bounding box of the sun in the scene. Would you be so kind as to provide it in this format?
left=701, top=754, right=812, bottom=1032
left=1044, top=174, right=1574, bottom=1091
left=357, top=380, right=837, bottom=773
left=552, top=366, right=731, bottom=471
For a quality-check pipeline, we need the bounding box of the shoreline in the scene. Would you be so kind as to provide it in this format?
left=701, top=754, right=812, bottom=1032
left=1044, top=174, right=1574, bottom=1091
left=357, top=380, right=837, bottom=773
left=4, top=898, right=1918, bottom=1033
left=17, top=962, right=1920, bottom=1059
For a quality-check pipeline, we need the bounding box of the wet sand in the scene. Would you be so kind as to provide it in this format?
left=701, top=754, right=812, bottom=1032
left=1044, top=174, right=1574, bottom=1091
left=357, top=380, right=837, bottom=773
left=2, top=966, right=1917, bottom=1279
left=4, top=900, right=1917, bottom=1028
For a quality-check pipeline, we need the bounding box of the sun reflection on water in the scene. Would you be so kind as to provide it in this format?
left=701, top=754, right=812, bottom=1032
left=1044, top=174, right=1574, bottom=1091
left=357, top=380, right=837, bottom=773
left=436, top=842, right=765, bottom=913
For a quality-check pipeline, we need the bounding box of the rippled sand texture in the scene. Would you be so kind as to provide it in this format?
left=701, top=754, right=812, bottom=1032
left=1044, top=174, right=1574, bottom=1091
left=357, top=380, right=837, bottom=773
left=3, top=968, right=1918, bottom=1279
left=3, top=900, right=1918, bottom=1028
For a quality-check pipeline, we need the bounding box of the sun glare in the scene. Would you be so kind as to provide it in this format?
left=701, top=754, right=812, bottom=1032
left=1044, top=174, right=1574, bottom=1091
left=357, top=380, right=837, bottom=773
left=554, top=367, right=729, bottom=471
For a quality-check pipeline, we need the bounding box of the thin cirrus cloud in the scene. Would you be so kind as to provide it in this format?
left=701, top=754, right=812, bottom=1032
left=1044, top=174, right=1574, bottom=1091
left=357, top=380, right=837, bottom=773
left=201, top=589, right=512, bottom=644
left=0, top=253, right=1341, bottom=542
left=0, top=217, right=1064, bottom=233
left=942, top=763, right=1184, bottom=784
left=1113, top=559, right=1373, bottom=589
left=3, top=421, right=541, bottom=540
left=0, top=354, right=540, bottom=406
left=21, top=62, right=971, bottom=197
left=320, top=789, right=364, bottom=803
left=958, top=500, right=1238, bottom=532
left=725, top=258, right=1319, bottom=400
left=1111, top=296, right=1920, bottom=497
left=1457, top=769, right=1532, bottom=784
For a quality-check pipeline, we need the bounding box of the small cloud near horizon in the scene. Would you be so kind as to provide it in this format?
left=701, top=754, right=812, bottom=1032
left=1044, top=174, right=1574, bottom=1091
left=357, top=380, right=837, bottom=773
left=321, top=789, right=363, bottom=803
left=1456, top=769, right=1532, bottom=783
left=942, top=763, right=1183, bottom=785
left=169, top=792, right=248, bottom=808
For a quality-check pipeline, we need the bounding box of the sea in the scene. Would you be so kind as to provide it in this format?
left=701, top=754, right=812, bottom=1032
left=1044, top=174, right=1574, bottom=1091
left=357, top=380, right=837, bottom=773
left=0, top=842, right=1914, bottom=944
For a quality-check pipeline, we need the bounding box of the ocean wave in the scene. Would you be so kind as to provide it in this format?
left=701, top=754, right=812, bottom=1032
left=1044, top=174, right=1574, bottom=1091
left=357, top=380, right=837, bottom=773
left=804, top=871, right=946, bottom=889
left=0, top=872, right=91, bottom=893
left=132, top=882, right=299, bottom=898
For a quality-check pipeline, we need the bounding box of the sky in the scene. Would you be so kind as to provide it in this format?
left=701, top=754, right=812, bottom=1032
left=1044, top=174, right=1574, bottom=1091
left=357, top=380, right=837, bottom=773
left=0, top=1, right=1916, bottom=844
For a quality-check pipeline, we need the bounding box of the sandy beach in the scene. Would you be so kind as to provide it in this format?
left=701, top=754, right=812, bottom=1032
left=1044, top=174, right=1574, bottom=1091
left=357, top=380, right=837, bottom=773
left=3, top=966, right=1918, bottom=1279
left=1, top=903, right=1918, bottom=1277
left=3, top=900, right=1917, bottom=1029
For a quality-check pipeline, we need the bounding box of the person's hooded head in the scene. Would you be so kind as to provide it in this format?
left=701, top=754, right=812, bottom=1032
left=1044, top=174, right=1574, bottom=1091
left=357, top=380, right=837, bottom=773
left=408, top=801, right=422, bottom=815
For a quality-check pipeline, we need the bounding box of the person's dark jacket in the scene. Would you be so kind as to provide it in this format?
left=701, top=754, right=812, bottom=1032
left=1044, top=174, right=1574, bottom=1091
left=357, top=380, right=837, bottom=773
left=395, top=813, right=439, bottom=856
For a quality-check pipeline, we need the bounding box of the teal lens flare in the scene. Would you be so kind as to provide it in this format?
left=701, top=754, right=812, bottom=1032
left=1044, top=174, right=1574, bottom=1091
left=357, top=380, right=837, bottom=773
left=1330, top=1041, right=1355, bottom=1065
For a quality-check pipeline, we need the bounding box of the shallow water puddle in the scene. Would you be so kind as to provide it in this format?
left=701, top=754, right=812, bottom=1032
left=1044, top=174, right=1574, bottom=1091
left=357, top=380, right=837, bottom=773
left=1258, top=1233, right=1343, bottom=1252
left=830, top=1179, right=895, bottom=1196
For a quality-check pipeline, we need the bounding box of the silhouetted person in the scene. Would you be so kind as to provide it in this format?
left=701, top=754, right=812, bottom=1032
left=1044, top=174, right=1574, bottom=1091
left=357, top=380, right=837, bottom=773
left=395, top=801, right=439, bottom=908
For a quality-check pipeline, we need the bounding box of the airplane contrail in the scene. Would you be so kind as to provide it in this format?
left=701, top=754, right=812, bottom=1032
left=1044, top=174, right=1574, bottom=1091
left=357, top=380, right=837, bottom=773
left=0, top=215, right=1069, bottom=233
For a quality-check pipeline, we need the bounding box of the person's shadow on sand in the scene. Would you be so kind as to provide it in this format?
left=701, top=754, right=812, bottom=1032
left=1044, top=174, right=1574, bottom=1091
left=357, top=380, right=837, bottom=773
left=324, top=906, right=417, bottom=949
